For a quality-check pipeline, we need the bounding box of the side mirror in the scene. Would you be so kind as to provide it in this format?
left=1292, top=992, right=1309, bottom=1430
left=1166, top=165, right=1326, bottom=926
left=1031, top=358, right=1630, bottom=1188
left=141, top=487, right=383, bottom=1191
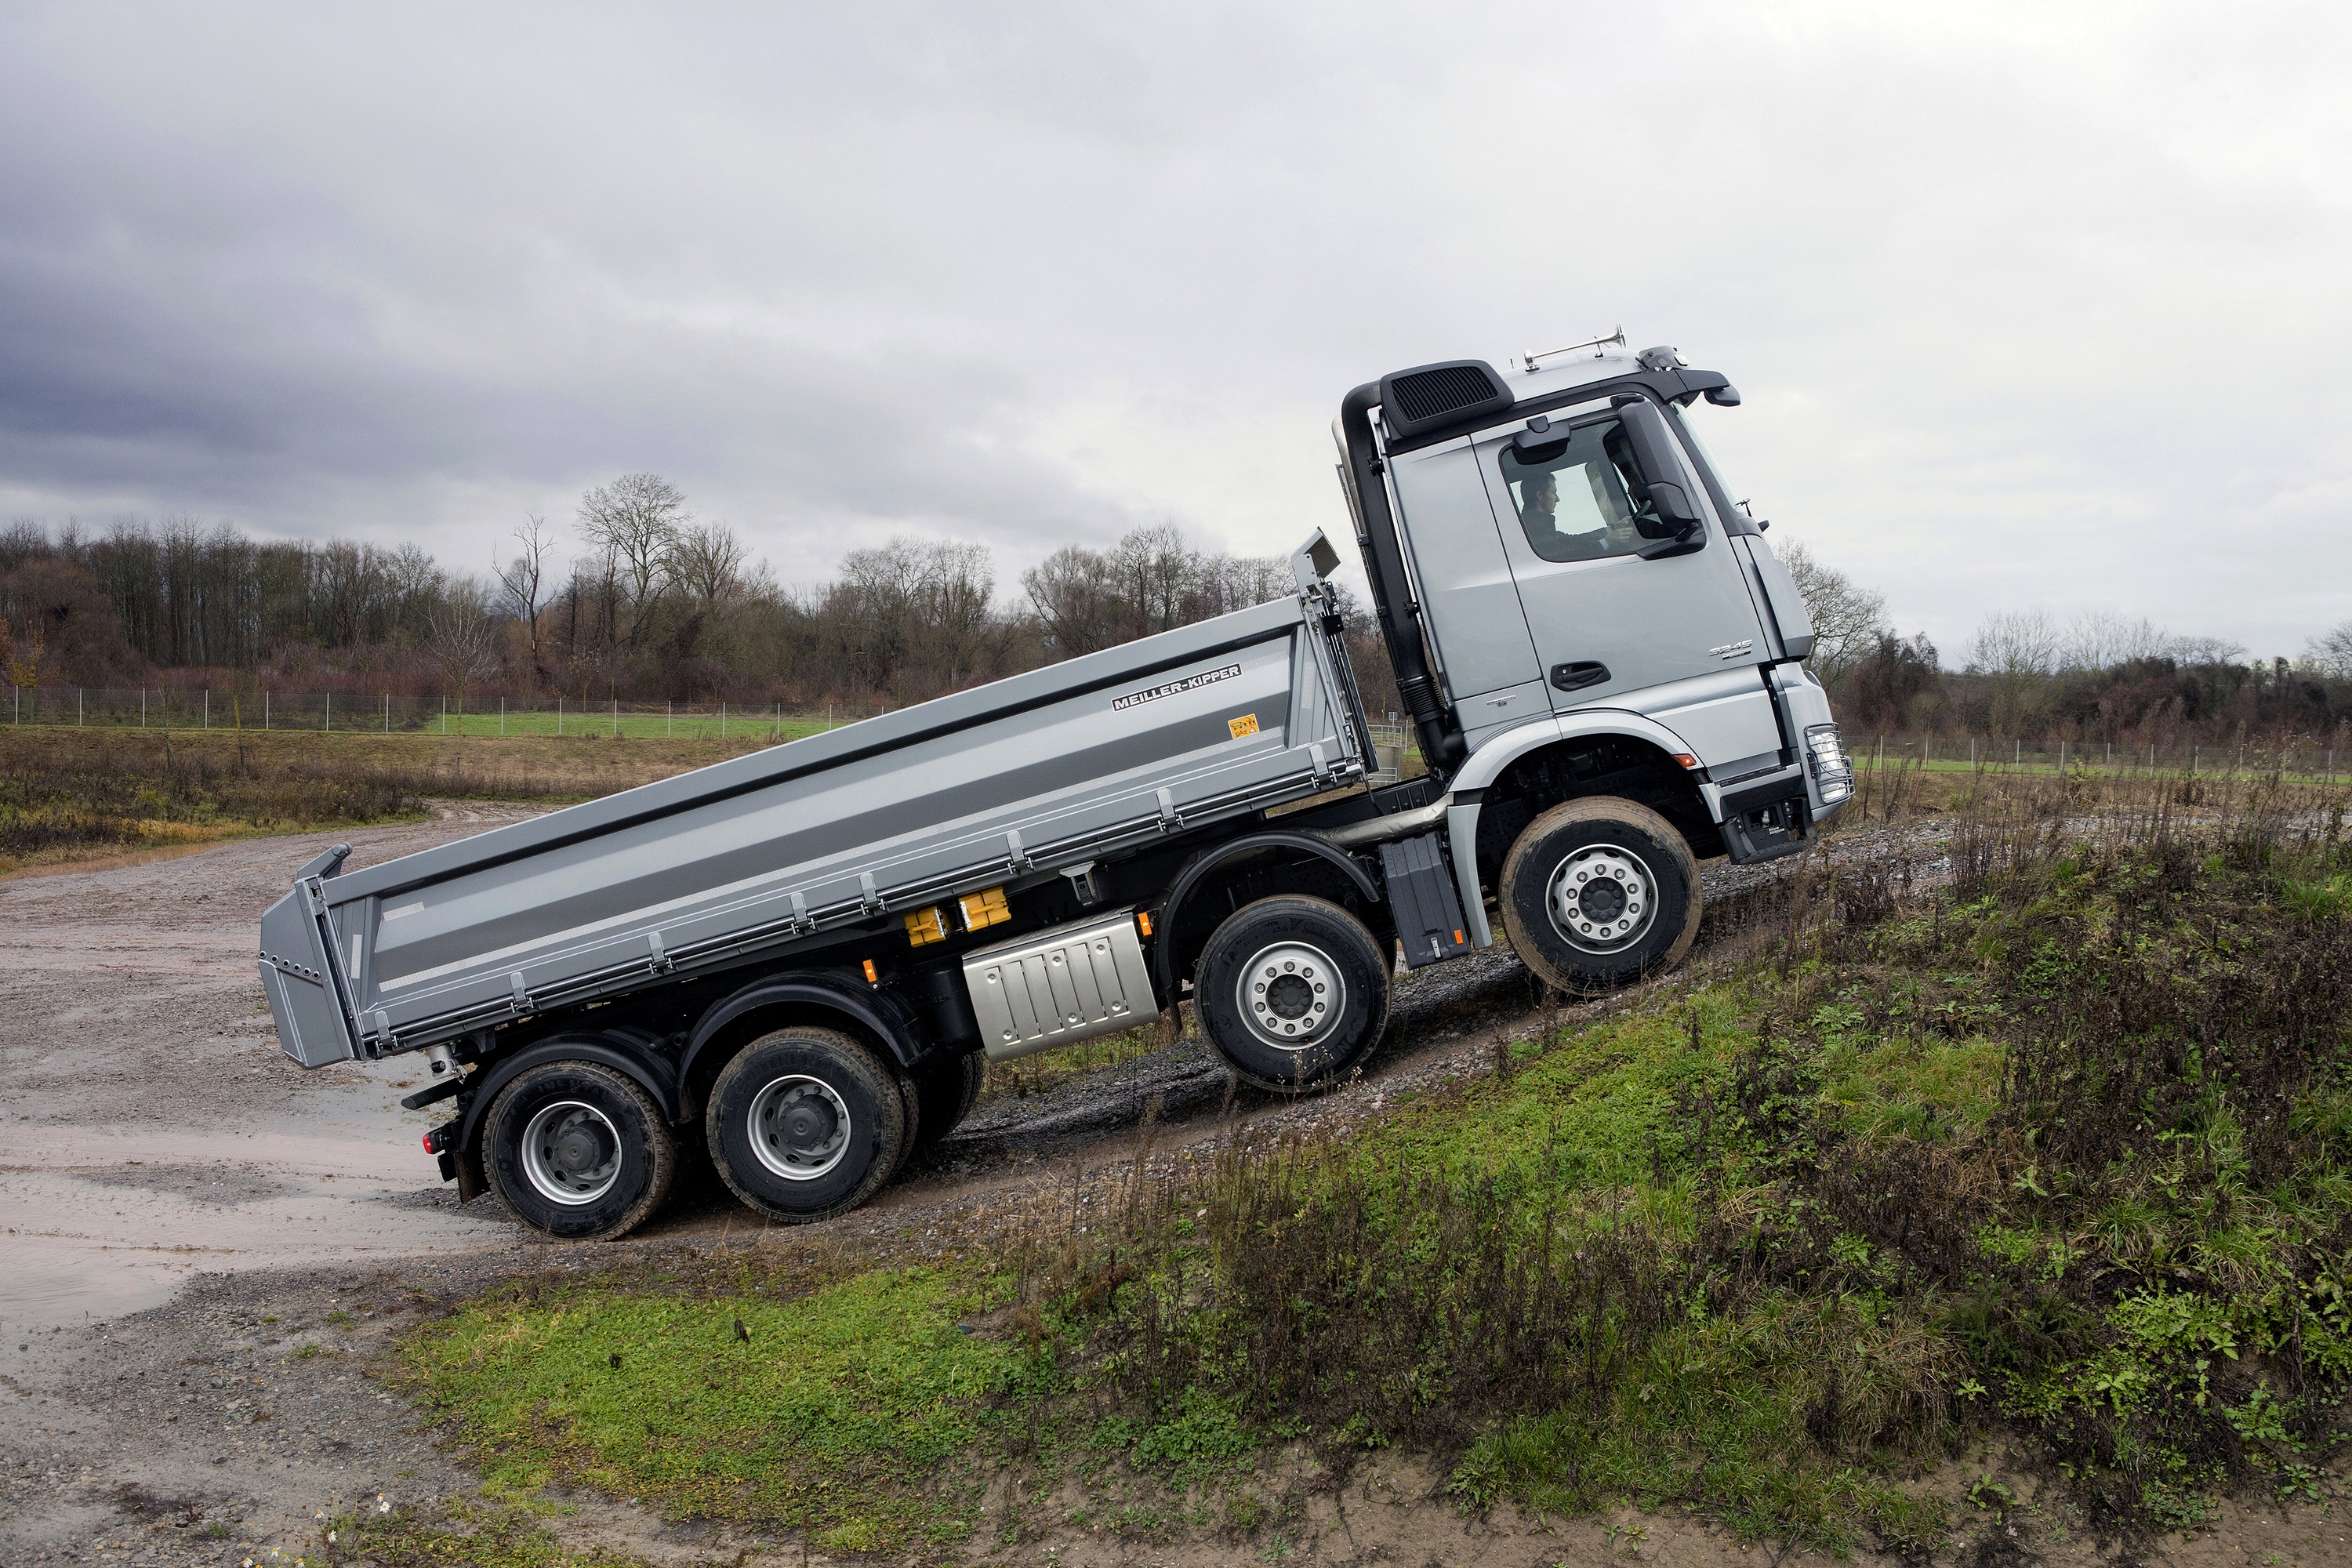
left=1614, top=401, right=1700, bottom=528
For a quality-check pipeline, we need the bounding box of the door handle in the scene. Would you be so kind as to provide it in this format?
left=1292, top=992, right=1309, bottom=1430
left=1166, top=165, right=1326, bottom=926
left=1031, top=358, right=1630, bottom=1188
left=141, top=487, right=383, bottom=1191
left=1549, top=662, right=1610, bottom=693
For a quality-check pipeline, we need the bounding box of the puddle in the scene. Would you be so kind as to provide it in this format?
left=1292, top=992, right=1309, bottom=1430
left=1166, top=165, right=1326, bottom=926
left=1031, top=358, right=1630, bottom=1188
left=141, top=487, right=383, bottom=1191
left=0, top=1093, right=514, bottom=1335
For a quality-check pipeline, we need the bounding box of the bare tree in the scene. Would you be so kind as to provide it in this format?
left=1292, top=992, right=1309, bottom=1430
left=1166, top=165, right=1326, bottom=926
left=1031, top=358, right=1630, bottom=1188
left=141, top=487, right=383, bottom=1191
left=427, top=577, right=503, bottom=698
left=669, top=521, right=749, bottom=615
left=1778, top=540, right=1888, bottom=682
left=1193, top=553, right=1290, bottom=619
left=578, top=473, right=689, bottom=649
left=1110, top=523, right=1200, bottom=635
left=383, top=542, right=444, bottom=642
left=2060, top=610, right=2172, bottom=671
left=1023, top=544, right=1120, bottom=659
left=2169, top=634, right=2247, bottom=666
left=1967, top=609, right=2061, bottom=677
left=495, top=514, right=556, bottom=684
left=914, top=539, right=996, bottom=687
left=2307, top=619, right=2352, bottom=680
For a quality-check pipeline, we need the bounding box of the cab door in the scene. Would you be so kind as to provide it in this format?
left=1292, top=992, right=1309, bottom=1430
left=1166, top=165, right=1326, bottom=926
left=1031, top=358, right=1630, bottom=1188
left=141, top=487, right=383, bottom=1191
left=1471, top=402, right=1785, bottom=771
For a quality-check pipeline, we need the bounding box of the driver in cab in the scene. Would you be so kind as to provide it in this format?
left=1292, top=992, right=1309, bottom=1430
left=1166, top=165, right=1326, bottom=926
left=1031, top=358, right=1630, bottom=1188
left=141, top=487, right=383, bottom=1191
left=1517, top=469, right=1613, bottom=561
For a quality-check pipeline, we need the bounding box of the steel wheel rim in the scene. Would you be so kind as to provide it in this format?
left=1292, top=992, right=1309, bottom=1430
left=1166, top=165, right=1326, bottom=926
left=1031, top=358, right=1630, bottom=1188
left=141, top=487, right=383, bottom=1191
left=1545, top=843, right=1660, bottom=954
left=748, top=1074, right=852, bottom=1181
left=520, top=1099, right=623, bottom=1207
left=1236, top=940, right=1346, bottom=1051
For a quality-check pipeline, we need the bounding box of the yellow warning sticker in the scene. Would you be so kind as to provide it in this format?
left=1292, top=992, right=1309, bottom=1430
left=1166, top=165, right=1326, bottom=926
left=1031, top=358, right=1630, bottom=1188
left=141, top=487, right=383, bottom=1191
left=1228, top=713, right=1260, bottom=739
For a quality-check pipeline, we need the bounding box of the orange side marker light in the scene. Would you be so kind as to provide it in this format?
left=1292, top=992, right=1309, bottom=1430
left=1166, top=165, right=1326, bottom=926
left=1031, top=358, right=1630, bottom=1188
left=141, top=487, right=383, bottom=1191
left=862, top=958, right=878, bottom=984
left=1136, top=910, right=1154, bottom=938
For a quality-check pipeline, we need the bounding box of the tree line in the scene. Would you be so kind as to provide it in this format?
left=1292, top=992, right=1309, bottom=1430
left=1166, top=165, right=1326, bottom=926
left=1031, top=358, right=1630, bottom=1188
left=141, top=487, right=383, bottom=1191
left=1784, top=543, right=2352, bottom=747
left=0, top=478, right=1403, bottom=715
left=1, top=481, right=2343, bottom=746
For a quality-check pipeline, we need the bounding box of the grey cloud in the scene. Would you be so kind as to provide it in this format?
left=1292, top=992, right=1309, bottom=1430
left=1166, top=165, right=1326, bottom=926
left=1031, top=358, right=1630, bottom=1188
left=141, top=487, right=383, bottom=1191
left=0, top=1, right=2347, bottom=656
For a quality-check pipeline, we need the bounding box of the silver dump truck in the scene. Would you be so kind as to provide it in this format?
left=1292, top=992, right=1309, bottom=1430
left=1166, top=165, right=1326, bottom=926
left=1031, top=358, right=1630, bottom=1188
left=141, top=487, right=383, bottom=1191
left=258, top=338, right=1853, bottom=1240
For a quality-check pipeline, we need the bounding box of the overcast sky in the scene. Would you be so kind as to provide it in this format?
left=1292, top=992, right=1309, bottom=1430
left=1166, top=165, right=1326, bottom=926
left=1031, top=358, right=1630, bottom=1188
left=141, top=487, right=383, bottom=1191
left=2, top=2, right=2347, bottom=662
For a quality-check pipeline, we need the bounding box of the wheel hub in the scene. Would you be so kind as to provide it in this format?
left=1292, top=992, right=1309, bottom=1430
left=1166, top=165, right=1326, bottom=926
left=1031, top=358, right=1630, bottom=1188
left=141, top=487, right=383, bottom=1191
left=1546, top=844, right=1657, bottom=953
left=749, top=1076, right=852, bottom=1181
left=520, top=1100, right=623, bottom=1207
left=1236, top=941, right=1345, bottom=1051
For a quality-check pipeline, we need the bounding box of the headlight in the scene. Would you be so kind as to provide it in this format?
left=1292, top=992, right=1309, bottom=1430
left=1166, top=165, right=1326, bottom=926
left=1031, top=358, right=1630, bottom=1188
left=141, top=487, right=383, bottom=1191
left=1805, top=724, right=1853, bottom=805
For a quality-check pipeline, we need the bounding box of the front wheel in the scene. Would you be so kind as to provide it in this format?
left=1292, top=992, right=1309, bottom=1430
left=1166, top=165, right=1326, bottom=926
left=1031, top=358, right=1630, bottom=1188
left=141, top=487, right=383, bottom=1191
left=706, top=1027, right=907, bottom=1223
left=1194, top=895, right=1390, bottom=1093
left=1498, top=795, right=1700, bottom=996
left=481, top=1060, right=678, bottom=1241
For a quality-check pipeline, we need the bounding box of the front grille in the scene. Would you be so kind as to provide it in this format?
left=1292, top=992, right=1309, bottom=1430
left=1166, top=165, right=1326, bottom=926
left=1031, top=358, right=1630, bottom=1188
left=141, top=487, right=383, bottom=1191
left=1388, top=364, right=1502, bottom=425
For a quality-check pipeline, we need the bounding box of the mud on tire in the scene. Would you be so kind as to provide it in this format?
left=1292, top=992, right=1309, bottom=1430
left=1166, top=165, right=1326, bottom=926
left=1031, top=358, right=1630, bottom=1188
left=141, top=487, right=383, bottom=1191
left=1194, top=894, right=1391, bottom=1093
left=1499, top=794, right=1700, bottom=996
left=706, top=1026, right=906, bottom=1223
left=482, top=1060, right=678, bottom=1241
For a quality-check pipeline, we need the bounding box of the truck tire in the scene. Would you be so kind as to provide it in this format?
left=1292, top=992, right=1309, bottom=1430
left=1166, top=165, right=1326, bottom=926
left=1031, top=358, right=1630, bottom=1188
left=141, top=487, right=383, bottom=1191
left=1499, top=795, right=1701, bottom=996
left=912, top=1050, right=985, bottom=1149
left=482, top=1061, right=678, bottom=1241
left=1195, top=895, right=1390, bottom=1093
left=706, top=1027, right=907, bottom=1223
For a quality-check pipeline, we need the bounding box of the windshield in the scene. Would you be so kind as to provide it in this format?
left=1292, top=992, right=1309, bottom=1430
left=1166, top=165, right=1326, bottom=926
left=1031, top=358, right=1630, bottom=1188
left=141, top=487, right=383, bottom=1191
left=1496, top=416, right=1679, bottom=563
left=1671, top=400, right=1750, bottom=522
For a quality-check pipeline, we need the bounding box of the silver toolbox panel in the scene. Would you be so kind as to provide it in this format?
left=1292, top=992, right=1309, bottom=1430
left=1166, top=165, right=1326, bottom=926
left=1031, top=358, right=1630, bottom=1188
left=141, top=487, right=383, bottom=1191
left=964, top=908, right=1155, bottom=1062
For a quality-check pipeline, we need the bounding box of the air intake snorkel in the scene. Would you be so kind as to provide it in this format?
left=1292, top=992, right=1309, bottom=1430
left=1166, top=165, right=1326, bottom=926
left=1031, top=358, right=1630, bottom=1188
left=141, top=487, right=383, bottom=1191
left=1336, top=376, right=1476, bottom=779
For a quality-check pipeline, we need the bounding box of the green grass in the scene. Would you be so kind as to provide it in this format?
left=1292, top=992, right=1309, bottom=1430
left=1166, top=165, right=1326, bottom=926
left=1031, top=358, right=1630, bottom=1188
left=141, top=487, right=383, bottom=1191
left=397, top=1264, right=1023, bottom=1556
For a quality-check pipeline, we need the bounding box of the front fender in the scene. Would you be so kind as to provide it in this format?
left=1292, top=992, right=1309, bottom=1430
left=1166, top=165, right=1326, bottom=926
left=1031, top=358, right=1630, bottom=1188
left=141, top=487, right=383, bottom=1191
left=1450, top=710, right=1706, bottom=795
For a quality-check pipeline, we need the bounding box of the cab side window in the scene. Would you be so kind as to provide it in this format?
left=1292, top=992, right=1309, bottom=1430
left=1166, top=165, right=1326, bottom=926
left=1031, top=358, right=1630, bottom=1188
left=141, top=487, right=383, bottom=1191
left=1498, top=419, right=1681, bottom=563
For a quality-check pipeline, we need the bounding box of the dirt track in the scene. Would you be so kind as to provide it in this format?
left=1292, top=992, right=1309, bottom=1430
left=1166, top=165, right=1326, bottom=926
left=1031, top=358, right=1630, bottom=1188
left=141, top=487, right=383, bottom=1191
left=8, top=811, right=2332, bottom=1567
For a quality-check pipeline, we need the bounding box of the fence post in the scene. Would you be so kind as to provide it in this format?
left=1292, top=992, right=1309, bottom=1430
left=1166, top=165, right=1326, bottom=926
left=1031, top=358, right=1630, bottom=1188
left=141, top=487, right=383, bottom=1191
left=721, top=702, right=728, bottom=739
left=324, top=691, right=330, bottom=733
left=140, top=688, right=146, bottom=729
left=500, top=697, right=506, bottom=737
left=442, top=695, right=448, bottom=735
left=264, top=691, right=270, bottom=731
left=557, top=696, right=563, bottom=736
left=774, top=702, right=779, bottom=740
left=666, top=701, right=672, bottom=739
left=204, top=689, right=209, bottom=730
left=611, top=699, right=617, bottom=739
left=383, top=693, right=389, bottom=734
left=80, top=688, right=85, bottom=727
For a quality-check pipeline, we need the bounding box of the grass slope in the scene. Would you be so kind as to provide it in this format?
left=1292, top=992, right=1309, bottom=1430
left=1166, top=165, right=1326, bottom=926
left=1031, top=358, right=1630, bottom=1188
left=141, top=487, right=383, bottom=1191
left=358, top=775, right=2350, bottom=1565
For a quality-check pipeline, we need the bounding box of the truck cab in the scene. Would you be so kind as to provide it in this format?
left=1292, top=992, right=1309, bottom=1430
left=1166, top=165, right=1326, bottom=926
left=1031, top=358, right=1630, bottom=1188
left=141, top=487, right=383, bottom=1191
left=1332, top=339, right=1850, bottom=993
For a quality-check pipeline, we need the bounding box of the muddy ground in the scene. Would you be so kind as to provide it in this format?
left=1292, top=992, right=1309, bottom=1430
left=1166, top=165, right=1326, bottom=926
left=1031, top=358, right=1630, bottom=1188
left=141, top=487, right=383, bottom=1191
left=2, top=811, right=2343, bottom=1567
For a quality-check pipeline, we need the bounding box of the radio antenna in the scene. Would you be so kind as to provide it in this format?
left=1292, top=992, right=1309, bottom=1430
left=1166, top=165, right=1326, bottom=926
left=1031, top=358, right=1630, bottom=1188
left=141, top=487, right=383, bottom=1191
left=1520, top=327, right=1626, bottom=371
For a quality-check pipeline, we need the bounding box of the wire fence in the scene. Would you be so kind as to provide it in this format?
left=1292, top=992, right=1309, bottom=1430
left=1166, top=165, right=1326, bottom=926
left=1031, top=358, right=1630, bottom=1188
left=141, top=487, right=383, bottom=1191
left=5, top=690, right=2344, bottom=782
left=1853, top=734, right=2348, bottom=784
left=2, top=686, right=895, bottom=741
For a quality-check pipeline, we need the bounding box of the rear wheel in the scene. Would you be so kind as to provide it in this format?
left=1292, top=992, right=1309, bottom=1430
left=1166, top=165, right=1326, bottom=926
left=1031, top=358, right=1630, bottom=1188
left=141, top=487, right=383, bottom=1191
left=1499, top=795, right=1700, bottom=996
left=1194, top=895, right=1389, bottom=1092
left=706, top=1027, right=906, bottom=1223
left=482, top=1061, right=677, bottom=1241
